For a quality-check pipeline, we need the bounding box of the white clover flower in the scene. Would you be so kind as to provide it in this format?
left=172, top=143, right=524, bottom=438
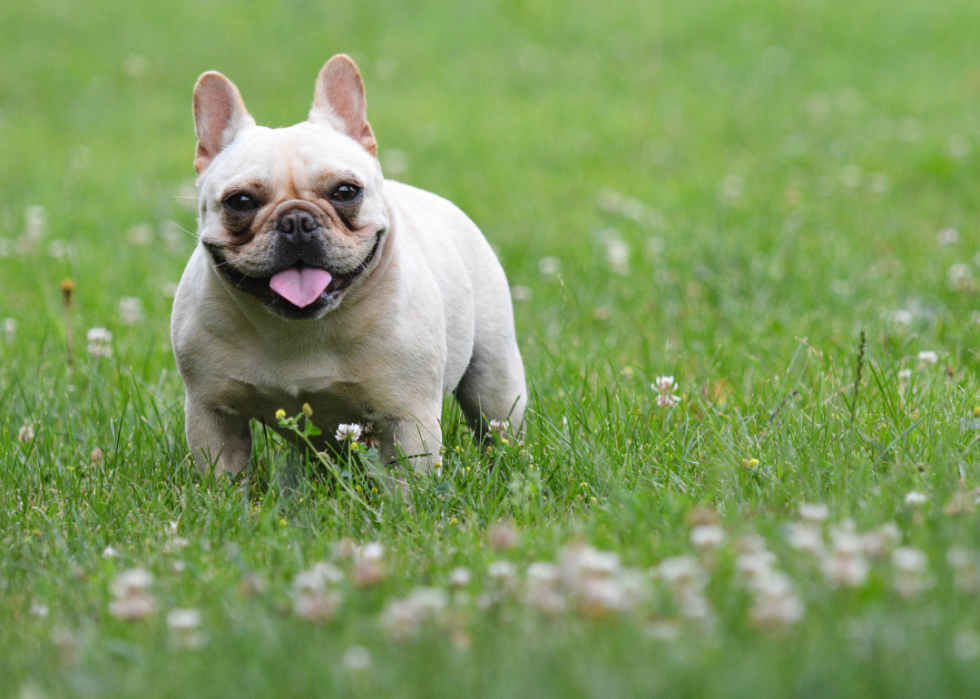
left=351, top=542, right=386, bottom=588
left=904, top=491, right=928, bottom=507
left=948, top=547, right=980, bottom=594
left=786, top=523, right=824, bottom=554
left=892, top=309, right=913, bottom=326
left=108, top=568, right=156, bottom=620
left=30, top=601, right=49, bottom=618
left=86, top=327, right=114, bottom=358
left=524, top=562, right=566, bottom=615
left=538, top=256, right=560, bottom=276
left=488, top=520, right=519, bottom=551
left=937, top=228, right=960, bottom=246
left=2, top=317, right=16, bottom=343
left=749, top=571, right=805, bottom=630
left=822, top=528, right=870, bottom=588
left=102, top=545, right=119, bottom=559
left=917, top=350, right=938, bottom=365
left=167, top=608, right=206, bottom=649
left=488, top=419, right=511, bottom=435
left=118, top=297, right=144, bottom=326
left=690, top=524, right=726, bottom=551
left=380, top=587, right=448, bottom=641
left=17, top=424, right=35, bottom=443
left=892, top=546, right=930, bottom=598
left=291, top=562, right=343, bottom=622
left=862, top=522, right=901, bottom=559
left=334, top=423, right=363, bottom=442
left=487, top=560, right=519, bottom=591
left=342, top=646, right=372, bottom=671
left=799, top=502, right=829, bottom=522
left=449, top=567, right=471, bottom=588
left=652, top=376, right=681, bottom=407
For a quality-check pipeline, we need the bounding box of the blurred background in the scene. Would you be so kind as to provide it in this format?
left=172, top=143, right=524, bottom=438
left=3, top=0, right=980, bottom=390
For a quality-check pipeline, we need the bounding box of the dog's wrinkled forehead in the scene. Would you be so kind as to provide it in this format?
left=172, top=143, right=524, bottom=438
left=199, top=122, right=382, bottom=205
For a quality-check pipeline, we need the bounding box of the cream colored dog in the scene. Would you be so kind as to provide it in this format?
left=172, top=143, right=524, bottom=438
left=171, top=55, right=527, bottom=479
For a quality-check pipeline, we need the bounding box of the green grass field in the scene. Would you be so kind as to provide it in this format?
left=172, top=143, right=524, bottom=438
left=4, top=0, right=980, bottom=696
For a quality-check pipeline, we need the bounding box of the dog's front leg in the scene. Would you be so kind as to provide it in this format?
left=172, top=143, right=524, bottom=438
left=184, top=397, right=252, bottom=476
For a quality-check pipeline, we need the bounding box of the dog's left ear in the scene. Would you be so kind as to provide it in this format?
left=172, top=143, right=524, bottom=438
left=309, top=55, right=377, bottom=156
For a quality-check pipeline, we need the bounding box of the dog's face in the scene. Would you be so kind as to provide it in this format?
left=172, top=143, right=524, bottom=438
left=192, top=55, right=389, bottom=320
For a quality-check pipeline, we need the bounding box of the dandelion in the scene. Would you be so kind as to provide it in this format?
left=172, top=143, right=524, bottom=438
left=800, top=502, right=830, bottom=522
left=690, top=524, right=726, bottom=551
left=17, top=424, right=35, bottom=443
left=335, top=423, right=363, bottom=442
left=904, top=491, right=927, bottom=507
left=118, top=297, right=143, bottom=326
left=167, top=609, right=206, bottom=649
left=917, top=350, right=938, bottom=364
left=892, top=547, right=930, bottom=598
left=342, top=646, right=372, bottom=671
left=488, top=521, right=519, bottom=551
left=108, top=568, right=156, bottom=620
left=652, top=376, right=681, bottom=407
left=351, top=542, right=386, bottom=588
left=86, top=328, right=113, bottom=358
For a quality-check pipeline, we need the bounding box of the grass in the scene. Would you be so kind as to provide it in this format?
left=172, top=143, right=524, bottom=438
left=3, top=0, right=980, bottom=696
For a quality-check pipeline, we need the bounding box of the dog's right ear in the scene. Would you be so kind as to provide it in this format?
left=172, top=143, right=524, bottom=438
left=192, top=72, right=255, bottom=174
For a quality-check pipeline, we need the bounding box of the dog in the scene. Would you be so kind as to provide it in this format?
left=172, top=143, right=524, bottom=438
left=170, top=54, right=527, bottom=482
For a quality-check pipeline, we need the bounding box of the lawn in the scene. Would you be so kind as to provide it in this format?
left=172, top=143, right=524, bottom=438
left=3, top=0, right=980, bottom=696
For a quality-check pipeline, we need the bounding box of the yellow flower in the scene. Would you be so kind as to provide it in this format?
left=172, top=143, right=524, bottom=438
left=748, top=458, right=760, bottom=467
left=450, top=517, right=458, bottom=525
left=973, top=406, right=980, bottom=418
left=275, top=409, right=286, bottom=420
left=302, top=403, right=313, bottom=417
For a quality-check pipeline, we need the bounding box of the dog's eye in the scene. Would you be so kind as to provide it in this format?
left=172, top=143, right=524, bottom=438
left=224, top=193, right=260, bottom=213
left=331, top=184, right=362, bottom=203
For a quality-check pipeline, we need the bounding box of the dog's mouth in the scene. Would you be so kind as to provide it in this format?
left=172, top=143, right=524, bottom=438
left=206, top=236, right=381, bottom=314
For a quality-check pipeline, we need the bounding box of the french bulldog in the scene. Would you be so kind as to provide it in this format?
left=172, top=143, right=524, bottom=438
left=170, top=54, right=527, bottom=481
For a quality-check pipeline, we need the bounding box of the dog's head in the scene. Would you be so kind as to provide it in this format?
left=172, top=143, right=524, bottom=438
left=192, top=55, right=389, bottom=320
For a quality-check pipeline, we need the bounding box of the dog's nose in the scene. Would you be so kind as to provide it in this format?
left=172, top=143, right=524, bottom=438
left=276, top=209, right=319, bottom=239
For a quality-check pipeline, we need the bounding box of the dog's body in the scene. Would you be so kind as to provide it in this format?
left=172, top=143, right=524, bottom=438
left=171, top=55, right=526, bottom=477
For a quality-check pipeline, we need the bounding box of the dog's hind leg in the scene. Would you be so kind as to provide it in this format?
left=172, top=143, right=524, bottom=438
left=455, top=337, right=527, bottom=446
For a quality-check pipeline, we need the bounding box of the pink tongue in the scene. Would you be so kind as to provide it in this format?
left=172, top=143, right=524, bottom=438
left=269, top=268, right=332, bottom=308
